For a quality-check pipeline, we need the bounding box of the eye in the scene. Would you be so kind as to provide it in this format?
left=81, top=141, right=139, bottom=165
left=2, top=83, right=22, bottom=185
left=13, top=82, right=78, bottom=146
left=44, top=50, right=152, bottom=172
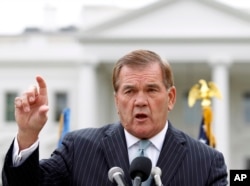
left=147, top=84, right=160, bottom=93
left=125, top=90, right=132, bottom=94
left=123, top=88, right=134, bottom=95
left=147, top=87, right=158, bottom=93
left=148, top=88, right=157, bottom=92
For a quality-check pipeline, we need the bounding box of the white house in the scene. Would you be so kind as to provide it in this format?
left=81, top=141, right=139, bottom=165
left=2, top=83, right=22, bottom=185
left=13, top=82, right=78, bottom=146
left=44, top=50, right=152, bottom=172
left=79, top=0, right=250, bottom=170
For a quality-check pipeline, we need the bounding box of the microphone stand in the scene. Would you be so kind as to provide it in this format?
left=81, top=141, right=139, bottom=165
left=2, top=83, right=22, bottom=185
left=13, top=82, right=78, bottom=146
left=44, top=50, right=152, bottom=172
left=133, top=177, right=142, bottom=186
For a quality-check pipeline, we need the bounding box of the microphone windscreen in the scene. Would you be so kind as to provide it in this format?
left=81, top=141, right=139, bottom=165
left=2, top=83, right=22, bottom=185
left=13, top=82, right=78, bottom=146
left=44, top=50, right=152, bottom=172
left=151, top=167, right=162, bottom=177
left=108, top=167, right=124, bottom=182
left=129, top=156, right=152, bottom=181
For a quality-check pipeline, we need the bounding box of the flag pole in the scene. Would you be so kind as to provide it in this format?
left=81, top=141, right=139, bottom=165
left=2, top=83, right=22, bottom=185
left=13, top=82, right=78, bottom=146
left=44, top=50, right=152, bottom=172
left=58, top=108, right=71, bottom=147
left=188, top=79, right=222, bottom=148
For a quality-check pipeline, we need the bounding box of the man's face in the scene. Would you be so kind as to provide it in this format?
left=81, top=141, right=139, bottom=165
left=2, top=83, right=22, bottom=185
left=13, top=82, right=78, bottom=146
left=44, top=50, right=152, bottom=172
left=115, top=63, right=176, bottom=139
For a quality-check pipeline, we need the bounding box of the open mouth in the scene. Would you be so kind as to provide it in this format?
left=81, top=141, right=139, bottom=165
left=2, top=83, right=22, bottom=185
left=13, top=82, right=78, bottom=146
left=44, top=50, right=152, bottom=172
left=135, top=113, right=148, bottom=119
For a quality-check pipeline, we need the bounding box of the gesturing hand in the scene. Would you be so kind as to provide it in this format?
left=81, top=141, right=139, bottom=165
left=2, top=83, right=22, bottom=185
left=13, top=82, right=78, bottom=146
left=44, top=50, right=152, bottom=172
left=15, top=75, right=49, bottom=150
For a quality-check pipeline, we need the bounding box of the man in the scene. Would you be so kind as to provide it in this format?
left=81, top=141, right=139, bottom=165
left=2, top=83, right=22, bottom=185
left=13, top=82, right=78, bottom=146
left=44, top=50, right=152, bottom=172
left=2, top=49, right=228, bottom=185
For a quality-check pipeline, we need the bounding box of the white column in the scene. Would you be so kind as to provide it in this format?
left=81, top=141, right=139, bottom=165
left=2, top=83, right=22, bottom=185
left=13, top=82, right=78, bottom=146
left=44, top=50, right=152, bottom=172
left=209, top=57, right=232, bottom=168
left=77, top=62, right=99, bottom=129
left=43, top=3, right=57, bottom=32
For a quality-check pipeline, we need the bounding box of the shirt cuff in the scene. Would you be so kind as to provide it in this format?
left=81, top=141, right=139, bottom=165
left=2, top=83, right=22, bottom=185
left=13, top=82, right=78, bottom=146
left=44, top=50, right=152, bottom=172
left=12, top=136, right=39, bottom=166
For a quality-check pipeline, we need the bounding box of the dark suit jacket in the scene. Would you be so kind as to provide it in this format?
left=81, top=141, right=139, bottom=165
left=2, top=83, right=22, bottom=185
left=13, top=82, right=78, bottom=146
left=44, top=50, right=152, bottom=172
left=2, top=122, right=228, bottom=186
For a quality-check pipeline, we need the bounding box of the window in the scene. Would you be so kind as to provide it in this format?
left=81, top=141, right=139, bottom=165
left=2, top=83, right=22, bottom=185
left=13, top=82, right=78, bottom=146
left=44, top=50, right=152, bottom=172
left=54, top=92, right=68, bottom=122
left=5, top=92, right=17, bottom=122
left=243, top=92, right=250, bottom=124
left=246, top=158, right=250, bottom=169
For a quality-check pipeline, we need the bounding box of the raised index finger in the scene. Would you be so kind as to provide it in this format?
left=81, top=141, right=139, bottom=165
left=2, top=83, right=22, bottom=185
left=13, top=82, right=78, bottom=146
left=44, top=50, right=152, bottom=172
left=36, top=75, right=47, bottom=96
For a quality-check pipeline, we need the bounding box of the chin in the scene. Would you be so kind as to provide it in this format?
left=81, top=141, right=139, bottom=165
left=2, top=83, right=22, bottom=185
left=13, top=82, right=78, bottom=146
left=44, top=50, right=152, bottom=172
left=135, top=129, right=152, bottom=138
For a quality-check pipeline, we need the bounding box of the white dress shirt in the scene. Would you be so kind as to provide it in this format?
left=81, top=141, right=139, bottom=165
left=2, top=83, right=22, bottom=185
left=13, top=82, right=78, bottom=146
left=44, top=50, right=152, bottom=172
left=12, top=137, right=39, bottom=166
left=124, top=122, right=168, bottom=167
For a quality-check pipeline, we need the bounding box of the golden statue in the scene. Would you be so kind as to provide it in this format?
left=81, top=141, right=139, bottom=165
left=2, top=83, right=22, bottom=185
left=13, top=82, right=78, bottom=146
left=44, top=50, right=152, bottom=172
left=188, top=79, right=222, bottom=148
left=188, top=79, right=222, bottom=107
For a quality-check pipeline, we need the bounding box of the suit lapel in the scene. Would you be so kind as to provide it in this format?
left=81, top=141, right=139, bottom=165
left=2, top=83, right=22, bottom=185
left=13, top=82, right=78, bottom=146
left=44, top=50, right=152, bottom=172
left=101, top=123, right=132, bottom=185
left=156, top=123, right=187, bottom=185
left=101, top=122, right=188, bottom=186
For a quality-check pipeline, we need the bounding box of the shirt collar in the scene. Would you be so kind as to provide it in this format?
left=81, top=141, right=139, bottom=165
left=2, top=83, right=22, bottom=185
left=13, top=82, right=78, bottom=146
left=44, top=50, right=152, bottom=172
left=124, top=121, right=168, bottom=151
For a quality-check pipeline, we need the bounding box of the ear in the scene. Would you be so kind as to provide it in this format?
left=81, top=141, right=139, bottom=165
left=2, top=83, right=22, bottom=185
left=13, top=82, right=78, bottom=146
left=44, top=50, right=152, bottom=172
left=167, top=86, right=176, bottom=111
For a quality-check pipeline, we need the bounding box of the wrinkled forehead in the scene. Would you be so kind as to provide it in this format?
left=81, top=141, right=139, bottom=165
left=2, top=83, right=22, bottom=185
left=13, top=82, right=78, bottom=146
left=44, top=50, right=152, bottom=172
left=117, top=64, right=165, bottom=89
left=119, top=63, right=163, bottom=78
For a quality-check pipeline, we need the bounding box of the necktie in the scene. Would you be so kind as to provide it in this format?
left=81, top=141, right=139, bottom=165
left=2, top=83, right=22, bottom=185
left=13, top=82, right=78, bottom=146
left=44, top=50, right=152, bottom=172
left=138, top=140, right=151, bottom=156
left=138, top=140, right=151, bottom=186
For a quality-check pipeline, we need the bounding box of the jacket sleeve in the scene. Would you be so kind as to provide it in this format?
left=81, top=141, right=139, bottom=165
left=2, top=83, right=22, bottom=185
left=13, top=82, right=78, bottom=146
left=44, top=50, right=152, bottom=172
left=207, top=151, right=228, bottom=186
left=2, top=141, right=40, bottom=186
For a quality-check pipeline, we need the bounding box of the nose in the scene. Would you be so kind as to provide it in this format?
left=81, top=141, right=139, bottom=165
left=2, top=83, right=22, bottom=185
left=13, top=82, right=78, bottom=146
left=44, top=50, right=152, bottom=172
left=134, top=92, right=148, bottom=107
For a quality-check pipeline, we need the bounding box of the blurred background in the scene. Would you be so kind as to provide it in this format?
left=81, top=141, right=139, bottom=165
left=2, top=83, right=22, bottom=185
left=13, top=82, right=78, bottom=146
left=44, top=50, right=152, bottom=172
left=1, top=0, right=250, bottom=184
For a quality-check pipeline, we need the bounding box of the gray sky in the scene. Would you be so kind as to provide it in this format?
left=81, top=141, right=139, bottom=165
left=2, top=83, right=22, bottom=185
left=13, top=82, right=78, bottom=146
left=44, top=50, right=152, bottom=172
left=0, top=0, right=249, bottom=35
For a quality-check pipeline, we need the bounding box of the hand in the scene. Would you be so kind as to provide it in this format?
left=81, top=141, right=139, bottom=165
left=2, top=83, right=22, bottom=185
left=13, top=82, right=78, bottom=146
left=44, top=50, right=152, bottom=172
left=15, top=75, right=49, bottom=150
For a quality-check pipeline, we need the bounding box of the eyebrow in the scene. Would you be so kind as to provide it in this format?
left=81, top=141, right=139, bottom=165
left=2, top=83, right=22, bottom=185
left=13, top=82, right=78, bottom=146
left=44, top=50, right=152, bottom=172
left=122, top=83, right=160, bottom=90
left=147, top=83, right=160, bottom=88
left=122, top=84, right=135, bottom=90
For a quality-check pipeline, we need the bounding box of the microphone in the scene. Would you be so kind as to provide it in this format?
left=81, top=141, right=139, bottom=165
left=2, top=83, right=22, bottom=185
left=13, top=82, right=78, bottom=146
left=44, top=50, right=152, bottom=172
left=108, top=167, right=128, bottom=186
left=151, top=167, right=163, bottom=186
left=129, top=156, right=152, bottom=186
